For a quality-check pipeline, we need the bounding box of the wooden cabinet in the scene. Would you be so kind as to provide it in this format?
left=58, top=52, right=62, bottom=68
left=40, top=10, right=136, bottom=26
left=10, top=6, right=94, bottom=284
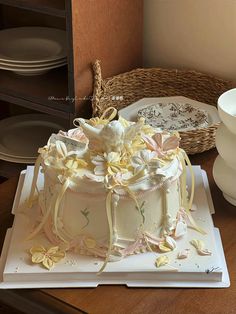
left=0, top=0, right=143, bottom=123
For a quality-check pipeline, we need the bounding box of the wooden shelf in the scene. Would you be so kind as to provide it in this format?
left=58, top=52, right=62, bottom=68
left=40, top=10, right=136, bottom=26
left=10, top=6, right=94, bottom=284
left=0, top=0, right=65, bottom=17
left=0, top=67, right=73, bottom=117
left=0, top=160, right=26, bottom=178
left=0, top=1, right=143, bottom=122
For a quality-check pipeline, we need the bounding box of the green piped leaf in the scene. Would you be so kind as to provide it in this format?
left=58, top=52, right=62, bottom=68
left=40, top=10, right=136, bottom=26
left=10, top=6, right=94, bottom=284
left=81, top=208, right=90, bottom=229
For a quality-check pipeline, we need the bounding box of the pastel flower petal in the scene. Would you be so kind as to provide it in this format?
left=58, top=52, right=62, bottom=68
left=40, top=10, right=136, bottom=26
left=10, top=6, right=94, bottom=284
left=159, top=244, right=172, bottom=252
left=50, top=251, right=66, bottom=262
left=155, top=255, right=169, bottom=268
left=30, top=246, right=46, bottom=255
left=153, top=133, right=163, bottom=148
left=165, top=236, right=177, bottom=250
left=47, top=246, right=60, bottom=255
left=142, top=135, right=158, bottom=151
left=43, top=257, right=54, bottom=270
left=30, top=245, right=66, bottom=270
left=175, top=221, right=187, bottom=238
left=163, top=136, right=180, bottom=151
left=32, top=252, right=45, bottom=264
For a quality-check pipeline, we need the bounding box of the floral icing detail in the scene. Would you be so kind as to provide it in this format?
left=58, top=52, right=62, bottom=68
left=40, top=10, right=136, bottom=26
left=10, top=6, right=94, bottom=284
left=190, top=239, right=212, bottom=256
left=30, top=246, right=66, bottom=270
left=42, top=140, right=88, bottom=179
left=155, top=255, right=169, bottom=268
left=131, top=150, right=159, bottom=173
left=80, top=208, right=90, bottom=229
left=91, top=152, right=126, bottom=176
left=38, top=112, right=181, bottom=192
left=135, top=200, right=146, bottom=224
left=143, top=132, right=180, bottom=158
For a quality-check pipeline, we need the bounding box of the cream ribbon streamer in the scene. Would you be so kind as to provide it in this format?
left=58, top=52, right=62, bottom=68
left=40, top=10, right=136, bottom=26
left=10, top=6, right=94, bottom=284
left=179, top=149, right=206, bottom=235
left=53, top=179, right=71, bottom=243
left=27, top=152, right=72, bottom=241
left=28, top=179, right=72, bottom=242
left=97, top=189, right=114, bottom=274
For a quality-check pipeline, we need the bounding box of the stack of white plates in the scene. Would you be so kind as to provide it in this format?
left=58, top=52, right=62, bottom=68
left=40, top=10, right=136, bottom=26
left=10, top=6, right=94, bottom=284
left=0, top=27, right=67, bottom=76
left=0, top=114, right=67, bottom=164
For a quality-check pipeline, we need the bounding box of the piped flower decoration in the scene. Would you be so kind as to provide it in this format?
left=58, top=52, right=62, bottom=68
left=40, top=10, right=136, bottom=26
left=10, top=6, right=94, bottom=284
left=143, top=132, right=180, bottom=158
left=92, top=152, right=126, bottom=176
left=131, top=149, right=158, bottom=173
left=30, top=246, right=66, bottom=270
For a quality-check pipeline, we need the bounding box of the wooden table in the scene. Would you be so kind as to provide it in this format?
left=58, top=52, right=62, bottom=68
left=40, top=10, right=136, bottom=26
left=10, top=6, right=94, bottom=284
left=0, top=149, right=235, bottom=314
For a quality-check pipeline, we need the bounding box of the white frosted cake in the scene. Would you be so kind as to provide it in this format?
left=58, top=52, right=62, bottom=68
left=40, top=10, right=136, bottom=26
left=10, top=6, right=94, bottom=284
left=27, top=108, right=205, bottom=272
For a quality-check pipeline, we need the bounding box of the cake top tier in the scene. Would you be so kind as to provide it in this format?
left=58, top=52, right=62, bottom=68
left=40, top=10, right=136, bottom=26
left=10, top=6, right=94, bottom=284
left=39, top=108, right=182, bottom=194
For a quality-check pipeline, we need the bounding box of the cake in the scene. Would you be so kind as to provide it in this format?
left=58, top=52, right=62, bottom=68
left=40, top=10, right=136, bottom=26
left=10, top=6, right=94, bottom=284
left=27, top=108, right=204, bottom=272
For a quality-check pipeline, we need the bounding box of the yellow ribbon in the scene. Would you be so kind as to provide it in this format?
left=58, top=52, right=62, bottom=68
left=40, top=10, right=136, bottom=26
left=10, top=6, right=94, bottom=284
left=27, top=177, right=71, bottom=242
left=97, top=189, right=114, bottom=274
left=100, top=107, right=117, bottom=121
left=27, top=188, right=57, bottom=240
left=53, top=179, right=71, bottom=243
left=73, top=107, right=117, bottom=128
left=179, top=149, right=206, bottom=235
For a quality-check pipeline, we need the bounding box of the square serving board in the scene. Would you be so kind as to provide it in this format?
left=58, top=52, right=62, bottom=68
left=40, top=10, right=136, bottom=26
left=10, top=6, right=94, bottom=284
left=0, top=166, right=230, bottom=288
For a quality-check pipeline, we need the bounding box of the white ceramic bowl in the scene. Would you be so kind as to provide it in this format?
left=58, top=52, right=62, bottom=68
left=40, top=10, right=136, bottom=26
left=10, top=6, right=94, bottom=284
left=215, top=123, right=236, bottom=169
left=218, top=88, right=236, bottom=135
left=213, top=155, right=236, bottom=206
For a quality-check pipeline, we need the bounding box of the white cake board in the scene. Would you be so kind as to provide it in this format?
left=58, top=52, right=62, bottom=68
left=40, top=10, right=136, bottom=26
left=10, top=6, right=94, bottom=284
left=0, top=167, right=230, bottom=288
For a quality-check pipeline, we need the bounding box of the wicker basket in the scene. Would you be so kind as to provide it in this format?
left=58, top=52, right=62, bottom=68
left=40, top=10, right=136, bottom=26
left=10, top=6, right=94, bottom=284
left=92, top=60, right=234, bottom=154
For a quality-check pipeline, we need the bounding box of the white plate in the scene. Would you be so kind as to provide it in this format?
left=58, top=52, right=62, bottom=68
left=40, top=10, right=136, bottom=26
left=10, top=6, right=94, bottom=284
left=0, top=61, right=67, bottom=76
left=0, top=57, right=67, bottom=68
left=0, top=150, right=36, bottom=161
left=137, top=102, right=209, bottom=131
left=119, top=96, right=221, bottom=130
left=0, top=114, right=67, bottom=160
left=0, top=153, right=35, bottom=164
left=0, top=27, right=67, bottom=63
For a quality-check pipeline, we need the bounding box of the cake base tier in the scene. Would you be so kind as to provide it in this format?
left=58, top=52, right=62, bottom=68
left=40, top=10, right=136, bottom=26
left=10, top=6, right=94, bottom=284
left=0, top=166, right=230, bottom=288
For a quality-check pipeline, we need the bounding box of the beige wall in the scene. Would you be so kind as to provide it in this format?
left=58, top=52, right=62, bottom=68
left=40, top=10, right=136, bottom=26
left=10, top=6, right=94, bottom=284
left=144, top=0, right=236, bottom=81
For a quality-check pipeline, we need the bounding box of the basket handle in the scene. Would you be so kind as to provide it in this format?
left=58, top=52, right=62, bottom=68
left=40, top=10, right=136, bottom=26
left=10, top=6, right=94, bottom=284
left=92, top=59, right=103, bottom=117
